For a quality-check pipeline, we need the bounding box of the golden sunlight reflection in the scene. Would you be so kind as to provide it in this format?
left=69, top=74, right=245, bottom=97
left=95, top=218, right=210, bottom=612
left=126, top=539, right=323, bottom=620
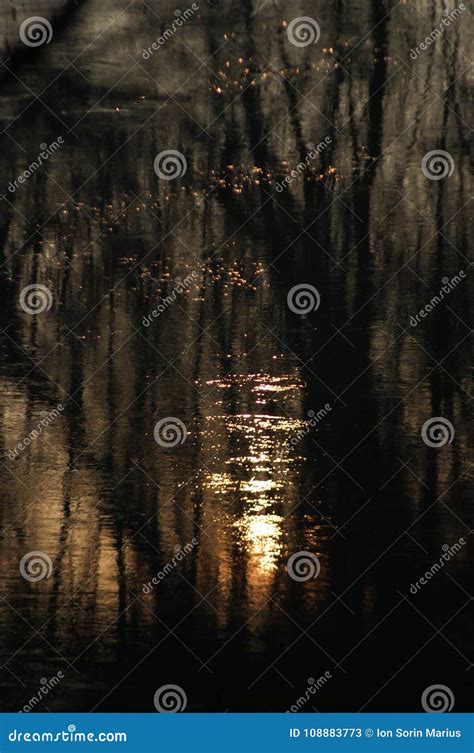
left=234, top=513, right=284, bottom=574
left=202, top=373, right=305, bottom=606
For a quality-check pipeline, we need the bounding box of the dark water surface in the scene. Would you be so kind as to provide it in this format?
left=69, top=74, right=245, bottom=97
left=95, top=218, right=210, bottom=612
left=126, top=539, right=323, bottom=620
left=0, top=0, right=472, bottom=712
